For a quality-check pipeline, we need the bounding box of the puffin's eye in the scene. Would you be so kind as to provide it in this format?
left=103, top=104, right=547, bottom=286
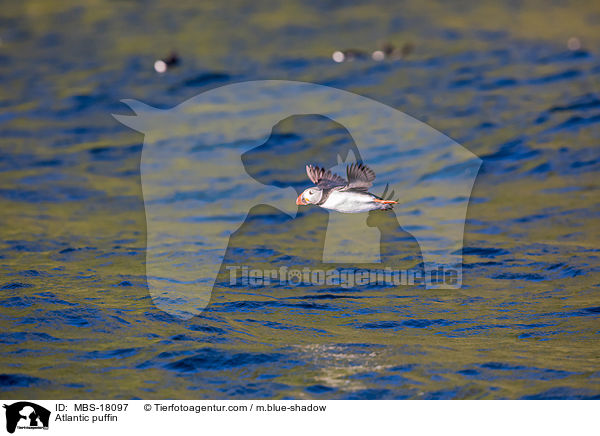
left=309, top=190, right=314, bottom=195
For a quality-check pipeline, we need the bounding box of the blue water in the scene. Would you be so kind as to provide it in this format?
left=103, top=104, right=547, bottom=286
left=0, top=1, right=599, bottom=399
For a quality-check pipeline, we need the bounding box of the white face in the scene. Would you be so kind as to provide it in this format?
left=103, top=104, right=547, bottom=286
left=300, top=187, right=323, bottom=205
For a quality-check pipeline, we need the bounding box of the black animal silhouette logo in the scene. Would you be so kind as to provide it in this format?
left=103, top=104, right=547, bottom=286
left=3, top=402, right=50, bottom=434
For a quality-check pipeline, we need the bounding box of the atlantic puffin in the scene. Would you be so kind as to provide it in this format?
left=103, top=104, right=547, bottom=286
left=296, top=163, right=397, bottom=213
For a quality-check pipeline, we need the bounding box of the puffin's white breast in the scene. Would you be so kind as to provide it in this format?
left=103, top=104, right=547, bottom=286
left=320, top=190, right=378, bottom=213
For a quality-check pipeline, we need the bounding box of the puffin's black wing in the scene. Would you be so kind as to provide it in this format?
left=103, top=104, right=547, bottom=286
left=342, top=163, right=376, bottom=191
left=306, top=165, right=347, bottom=190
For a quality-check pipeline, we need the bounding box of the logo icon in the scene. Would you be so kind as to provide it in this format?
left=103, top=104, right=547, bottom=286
left=3, top=402, right=50, bottom=434
left=114, top=80, right=481, bottom=319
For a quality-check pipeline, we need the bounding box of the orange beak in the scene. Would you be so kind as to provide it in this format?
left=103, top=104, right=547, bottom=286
left=296, top=194, right=306, bottom=206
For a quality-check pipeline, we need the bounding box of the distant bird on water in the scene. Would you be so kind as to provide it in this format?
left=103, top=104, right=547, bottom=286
left=296, top=163, right=397, bottom=213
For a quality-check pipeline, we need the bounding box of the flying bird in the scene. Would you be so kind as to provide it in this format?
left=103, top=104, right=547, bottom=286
left=296, top=163, right=398, bottom=213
